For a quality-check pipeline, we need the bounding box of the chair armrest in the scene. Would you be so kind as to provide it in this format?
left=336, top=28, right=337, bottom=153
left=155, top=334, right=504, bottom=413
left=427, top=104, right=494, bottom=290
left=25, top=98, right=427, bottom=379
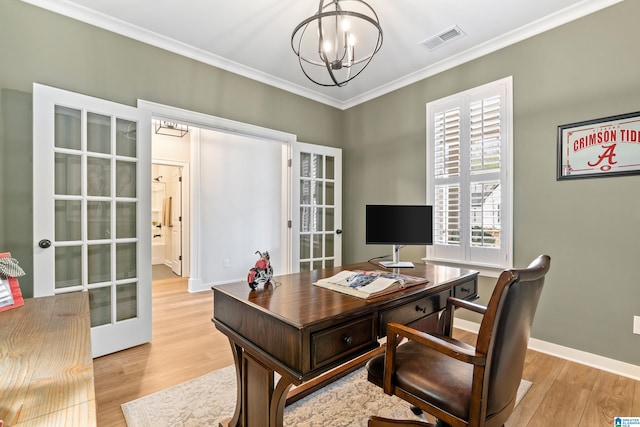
left=447, top=297, right=487, bottom=314
left=387, top=322, right=485, bottom=365
left=383, top=322, right=486, bottom=395
left=441, top=297, right=487, bottom=337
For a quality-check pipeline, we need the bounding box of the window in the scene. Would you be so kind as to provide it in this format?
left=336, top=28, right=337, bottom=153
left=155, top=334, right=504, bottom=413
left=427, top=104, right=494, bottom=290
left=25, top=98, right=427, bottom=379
left=426, top=77, right=512, bottom=271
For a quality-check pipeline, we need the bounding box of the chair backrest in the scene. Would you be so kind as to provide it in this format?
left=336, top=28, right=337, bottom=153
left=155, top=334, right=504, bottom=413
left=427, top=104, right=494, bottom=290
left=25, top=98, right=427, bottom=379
left=476, top=255, right=551, bottom=420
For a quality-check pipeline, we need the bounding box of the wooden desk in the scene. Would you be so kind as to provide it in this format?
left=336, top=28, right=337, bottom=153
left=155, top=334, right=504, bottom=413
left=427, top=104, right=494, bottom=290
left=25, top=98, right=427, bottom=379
left=212, top=262, right=478, bottom=427
left=0, top=292, right=96, bottom=427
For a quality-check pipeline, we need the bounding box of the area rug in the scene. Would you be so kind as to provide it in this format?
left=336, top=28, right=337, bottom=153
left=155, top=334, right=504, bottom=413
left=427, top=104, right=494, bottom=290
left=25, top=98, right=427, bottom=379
left=122, top=365, right=532, bottom=427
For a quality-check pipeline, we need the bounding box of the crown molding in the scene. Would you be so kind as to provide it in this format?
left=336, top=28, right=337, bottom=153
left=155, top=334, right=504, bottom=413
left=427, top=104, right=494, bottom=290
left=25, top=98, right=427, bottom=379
left=342, top=0, right=624, bottom=109
left=21, top=0, right=623, bottom=110
left=19, top=0, right=346, bottom=109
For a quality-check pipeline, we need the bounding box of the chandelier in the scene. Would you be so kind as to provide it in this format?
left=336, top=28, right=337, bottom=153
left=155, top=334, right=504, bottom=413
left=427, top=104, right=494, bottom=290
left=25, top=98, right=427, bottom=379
left=291, top=0, right=383, bottom=87
left=154, top=120, right=189, bottom=138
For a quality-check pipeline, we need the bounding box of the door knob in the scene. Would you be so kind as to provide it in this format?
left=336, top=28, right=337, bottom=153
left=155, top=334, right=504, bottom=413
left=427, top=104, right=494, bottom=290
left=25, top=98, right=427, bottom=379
left=336, top=229, right=342, bottom=234
left=38, top=239, right=52, bottom=249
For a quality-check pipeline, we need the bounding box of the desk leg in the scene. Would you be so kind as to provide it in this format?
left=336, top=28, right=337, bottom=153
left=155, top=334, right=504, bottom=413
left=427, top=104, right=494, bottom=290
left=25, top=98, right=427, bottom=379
left=219, top=341, right=243, bottom=427
left=220, top=340, right=293, bottom=427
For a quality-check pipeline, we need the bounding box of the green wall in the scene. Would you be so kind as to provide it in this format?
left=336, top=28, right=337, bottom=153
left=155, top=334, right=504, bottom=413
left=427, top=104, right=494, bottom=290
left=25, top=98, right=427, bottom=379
left=342, top=1, right=640, bottom=366
left=1, top=0, right=639, bottom=367
left=0, top=0, right=342, bottom=298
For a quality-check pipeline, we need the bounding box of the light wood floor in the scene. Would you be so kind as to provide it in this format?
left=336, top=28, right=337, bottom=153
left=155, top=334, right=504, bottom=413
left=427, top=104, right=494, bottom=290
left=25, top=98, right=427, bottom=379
left=93, top=277, right=640, bottom=427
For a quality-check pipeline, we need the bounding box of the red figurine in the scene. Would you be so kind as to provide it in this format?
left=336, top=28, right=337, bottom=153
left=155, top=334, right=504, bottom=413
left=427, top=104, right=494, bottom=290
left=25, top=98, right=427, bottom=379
left=247, top=250, right=273, bottom=290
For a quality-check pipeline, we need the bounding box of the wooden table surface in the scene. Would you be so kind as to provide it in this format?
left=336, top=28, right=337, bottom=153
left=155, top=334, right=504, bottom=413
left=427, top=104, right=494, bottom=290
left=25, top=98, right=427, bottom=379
left=0, top=292, right=96, bottom=427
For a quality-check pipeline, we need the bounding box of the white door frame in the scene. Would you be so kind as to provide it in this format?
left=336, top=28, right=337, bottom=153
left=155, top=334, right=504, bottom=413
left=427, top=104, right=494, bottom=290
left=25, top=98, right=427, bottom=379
left=137, top=100, right=297, bottom=291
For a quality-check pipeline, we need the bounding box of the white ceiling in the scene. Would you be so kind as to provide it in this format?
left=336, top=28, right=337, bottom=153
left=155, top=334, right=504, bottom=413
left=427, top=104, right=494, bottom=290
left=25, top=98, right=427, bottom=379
left=23, top=0, right=622, bottom=109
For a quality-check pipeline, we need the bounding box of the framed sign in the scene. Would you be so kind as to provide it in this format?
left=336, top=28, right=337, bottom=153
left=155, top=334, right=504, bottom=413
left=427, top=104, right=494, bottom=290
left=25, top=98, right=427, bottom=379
left=557, top=111, right=640, bottom=180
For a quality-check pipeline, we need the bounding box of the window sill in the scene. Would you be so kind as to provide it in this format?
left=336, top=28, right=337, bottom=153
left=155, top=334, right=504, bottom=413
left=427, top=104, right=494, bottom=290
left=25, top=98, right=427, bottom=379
left=421, top=257, right=509, bottom=279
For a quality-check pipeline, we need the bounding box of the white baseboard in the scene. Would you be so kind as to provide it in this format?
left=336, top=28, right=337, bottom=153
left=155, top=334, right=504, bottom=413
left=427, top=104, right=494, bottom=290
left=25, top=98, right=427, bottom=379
left=454, top=318, right=640, bottom=381
left=188, top=277, right=207, bottom=293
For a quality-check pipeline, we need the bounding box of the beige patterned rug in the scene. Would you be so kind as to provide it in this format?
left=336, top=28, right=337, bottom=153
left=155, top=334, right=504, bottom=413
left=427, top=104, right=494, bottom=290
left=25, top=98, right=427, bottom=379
left=122, top=365, right=532, bottom=427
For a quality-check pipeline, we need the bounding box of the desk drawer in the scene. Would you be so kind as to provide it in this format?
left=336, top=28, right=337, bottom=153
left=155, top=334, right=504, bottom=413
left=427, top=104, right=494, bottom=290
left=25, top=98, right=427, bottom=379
left=379, top=290, right=449, bottom=337
left=311, top=315, right=376, bottom=370
left=454, top=281, right=476, bottom=299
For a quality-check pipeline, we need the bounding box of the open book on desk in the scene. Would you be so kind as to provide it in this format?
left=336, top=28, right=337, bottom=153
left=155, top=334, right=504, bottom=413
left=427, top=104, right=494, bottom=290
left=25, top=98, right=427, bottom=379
left=313, top=270, right=428, bottom=300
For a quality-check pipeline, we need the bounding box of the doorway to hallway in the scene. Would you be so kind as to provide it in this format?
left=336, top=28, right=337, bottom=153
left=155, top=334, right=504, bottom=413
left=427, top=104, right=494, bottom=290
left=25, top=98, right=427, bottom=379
left=151, top=162, right=184, bottom=279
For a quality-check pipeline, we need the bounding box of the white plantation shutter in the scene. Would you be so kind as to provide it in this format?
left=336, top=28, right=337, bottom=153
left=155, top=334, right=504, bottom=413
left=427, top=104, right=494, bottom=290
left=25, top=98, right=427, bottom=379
left=427, top=77, right=513, bottom=270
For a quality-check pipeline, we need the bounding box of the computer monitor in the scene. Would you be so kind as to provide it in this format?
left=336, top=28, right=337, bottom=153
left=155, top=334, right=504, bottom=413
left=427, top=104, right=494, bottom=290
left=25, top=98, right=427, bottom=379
left=365, top=204, right=434, bottom=268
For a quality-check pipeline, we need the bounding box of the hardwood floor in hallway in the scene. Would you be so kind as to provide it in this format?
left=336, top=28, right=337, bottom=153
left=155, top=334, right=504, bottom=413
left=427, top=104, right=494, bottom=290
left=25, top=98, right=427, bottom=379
left=93, top=277, right=640, bottom=427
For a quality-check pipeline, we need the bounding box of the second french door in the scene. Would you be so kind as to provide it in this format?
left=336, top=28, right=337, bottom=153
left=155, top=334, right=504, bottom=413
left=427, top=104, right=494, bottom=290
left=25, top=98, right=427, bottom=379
left=292, top=142, right=342, bottom=272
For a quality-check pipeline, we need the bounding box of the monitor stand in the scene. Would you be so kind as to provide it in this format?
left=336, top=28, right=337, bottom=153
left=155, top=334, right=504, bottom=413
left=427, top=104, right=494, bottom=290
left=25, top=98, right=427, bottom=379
left=379, top=244, right=414, bottom=268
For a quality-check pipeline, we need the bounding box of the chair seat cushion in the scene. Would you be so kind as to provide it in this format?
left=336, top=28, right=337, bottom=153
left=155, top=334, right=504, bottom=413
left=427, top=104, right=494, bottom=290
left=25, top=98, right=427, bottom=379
left=367, top=335, right=475, bottom=420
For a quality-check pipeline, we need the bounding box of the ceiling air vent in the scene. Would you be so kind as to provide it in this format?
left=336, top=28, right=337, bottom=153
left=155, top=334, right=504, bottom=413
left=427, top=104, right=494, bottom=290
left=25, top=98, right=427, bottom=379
left=420, top=25, right=465, bottom=51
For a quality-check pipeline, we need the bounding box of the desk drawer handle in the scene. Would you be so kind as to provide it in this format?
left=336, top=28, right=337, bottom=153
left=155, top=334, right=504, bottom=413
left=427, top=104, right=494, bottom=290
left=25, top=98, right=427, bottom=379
left=460, top=287, right=470, bottom=293
left=343, top=336, right=354, bottom=346
left=415, top=305, right=427, bottom=313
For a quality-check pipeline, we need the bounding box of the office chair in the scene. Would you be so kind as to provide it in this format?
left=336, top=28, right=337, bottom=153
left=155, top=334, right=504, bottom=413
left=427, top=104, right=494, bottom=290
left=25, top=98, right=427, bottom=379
left=366, top=255, right=551, bottom=427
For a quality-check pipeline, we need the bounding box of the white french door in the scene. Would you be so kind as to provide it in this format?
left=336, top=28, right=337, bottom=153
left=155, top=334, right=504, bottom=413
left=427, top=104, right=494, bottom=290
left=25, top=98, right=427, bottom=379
left=292, top=142, right=342, bottom=272
left=33, top=84, right=152, bottom=358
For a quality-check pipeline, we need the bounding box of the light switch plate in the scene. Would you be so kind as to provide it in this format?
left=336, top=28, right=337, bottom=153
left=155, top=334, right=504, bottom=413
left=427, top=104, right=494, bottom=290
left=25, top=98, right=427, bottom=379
left=634, top=316, right=640, bottom=335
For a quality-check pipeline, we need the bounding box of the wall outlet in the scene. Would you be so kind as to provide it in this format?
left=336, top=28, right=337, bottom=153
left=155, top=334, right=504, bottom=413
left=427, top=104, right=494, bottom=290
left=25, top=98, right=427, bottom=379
left=223, top=259, right=230, bottom=268
left=634, top=316, right=640, bottom=335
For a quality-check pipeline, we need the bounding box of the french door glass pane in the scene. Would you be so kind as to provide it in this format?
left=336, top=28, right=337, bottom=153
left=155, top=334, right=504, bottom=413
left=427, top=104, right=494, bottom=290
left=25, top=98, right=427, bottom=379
left=55, top=246, right=81, bottom=289
left=312, top=207, right=323, bottom=231
left=300, top=153, right=311, bottom=177
left=88, top=244, right=111, bottom=284
left=116, top=242, right=137, bottom=280
left=55, top=200, right=81, bottom=241
left=326, top=156, right=335, bottom=179
left=116, top=282, right=137, bottom=321
left=55, top=153, right=81, bottom=196
left=300, top=235, right=310, bottom=259
left=326, top=182, right=334, bottom=205
left=87, top=157, right=111, bottom=197
left=313, top=154, right=323, bottom=178
left=87, top=201, right=111, bottom=240
left=87, top=112, right=111, bottom=154
left=300, top=180, right=311, bottom=205
left=314, top=181, right=323, bottom=204
left=116, top=160, right=137, bottom=198
left=326, top=208, right=334, bottom=232
left=54, top=106, right=81, bottom=150
left=116, top=202, right=137, bottom=239
left=116, top=119, right=137, bottom=157
left=89, top=286, right=111, bottom=327
left=325, top=234, right=334, bottom=257
left=300, top=207, right=311, bottom=232
left=313, top=234, right=322, bottom=257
